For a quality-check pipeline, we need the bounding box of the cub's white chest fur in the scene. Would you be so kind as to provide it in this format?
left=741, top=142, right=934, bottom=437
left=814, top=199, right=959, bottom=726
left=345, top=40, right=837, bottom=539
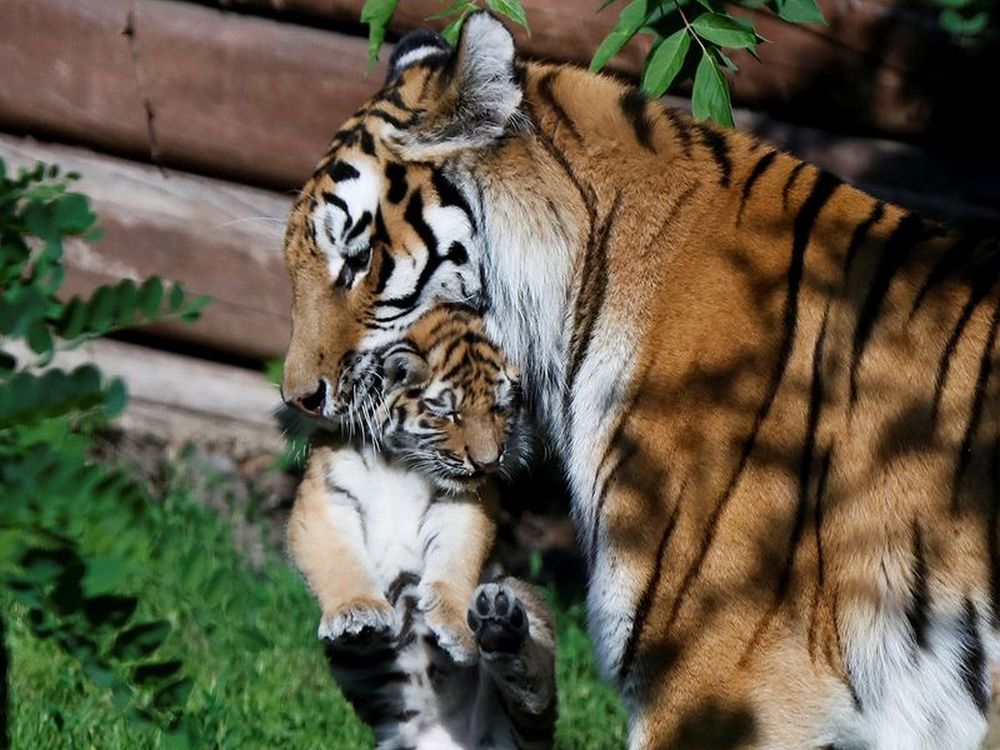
left=324, top=445, right=436, bottom=588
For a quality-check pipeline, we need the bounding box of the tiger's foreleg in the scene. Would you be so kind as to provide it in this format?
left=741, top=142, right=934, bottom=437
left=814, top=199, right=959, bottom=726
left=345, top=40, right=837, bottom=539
left=416, top=490, right=495, bottom=664
left=467, top=578, right=557, bottom=748
left=287, top=445, right=395, bottom=642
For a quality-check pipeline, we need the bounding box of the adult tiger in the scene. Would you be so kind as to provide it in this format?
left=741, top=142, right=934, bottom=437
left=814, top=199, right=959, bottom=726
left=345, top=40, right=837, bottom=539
left=281, top=14, right=1000, bottom=749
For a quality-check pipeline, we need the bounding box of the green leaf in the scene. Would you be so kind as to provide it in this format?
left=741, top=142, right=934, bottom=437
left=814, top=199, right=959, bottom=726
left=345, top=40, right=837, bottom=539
left=774, top=0, right=826, bottom=24
left=441, top=5, right=476, bottom=45
left=691, top=12, right=757, bottom=48
left=360, top=0, right=400, bottom=68
left=426, top=0, right=472, bottom=21
left=641, top=29, right=691, bottom=97
left=590, top=0, right=648, bottom=73
left=112, top=620, right=172, bottom=661
left=168, top=282, right=186, bottom=312
left=939, top=7, right=988, bottom=33
left=138, top=278, right=164, bottom=319
left=26, top=319, right=53, bottom=356
left=485, top=0, right=529, bottom=29
left=105, top=377, right=127, bottom=417
left=692, top=50, right=734, bottom=127
left=52, top=193, right=97, bottom=234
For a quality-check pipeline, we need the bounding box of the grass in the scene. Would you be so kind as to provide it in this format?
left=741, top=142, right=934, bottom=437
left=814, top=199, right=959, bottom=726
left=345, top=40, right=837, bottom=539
left=3, top=458, right=626, bottom=749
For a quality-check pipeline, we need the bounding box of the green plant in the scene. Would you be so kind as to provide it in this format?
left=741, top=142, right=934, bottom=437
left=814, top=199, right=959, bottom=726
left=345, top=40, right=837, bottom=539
left=0, top=158, right=209, bottom=747
left=932, top=0, right=996, bottom=35
left=360, top=0, right=825, bottom=127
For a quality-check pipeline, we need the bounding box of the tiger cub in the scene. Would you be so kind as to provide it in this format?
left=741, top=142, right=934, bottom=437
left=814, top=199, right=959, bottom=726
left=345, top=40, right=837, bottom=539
left=287, top=306, right=556, bottom=750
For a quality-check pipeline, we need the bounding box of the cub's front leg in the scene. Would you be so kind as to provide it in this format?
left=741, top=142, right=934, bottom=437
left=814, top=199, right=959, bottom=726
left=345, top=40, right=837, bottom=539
left=288, top=444, right=394, bottom=642
left=417, top=488, right=495, bottom=664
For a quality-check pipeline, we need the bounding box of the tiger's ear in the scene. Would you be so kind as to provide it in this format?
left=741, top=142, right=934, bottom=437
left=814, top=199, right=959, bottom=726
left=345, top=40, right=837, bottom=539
left=392, top=13, right=524, bottom=160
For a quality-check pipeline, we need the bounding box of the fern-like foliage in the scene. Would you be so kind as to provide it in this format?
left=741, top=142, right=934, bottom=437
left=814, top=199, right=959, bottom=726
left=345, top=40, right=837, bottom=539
left=0, top=158, right=209, bottom=747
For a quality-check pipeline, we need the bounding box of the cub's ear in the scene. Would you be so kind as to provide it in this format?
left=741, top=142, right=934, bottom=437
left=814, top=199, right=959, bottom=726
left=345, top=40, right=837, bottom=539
left=392, top=12, right=525, bottom=160
left=383, top=350, right=430, bottom=393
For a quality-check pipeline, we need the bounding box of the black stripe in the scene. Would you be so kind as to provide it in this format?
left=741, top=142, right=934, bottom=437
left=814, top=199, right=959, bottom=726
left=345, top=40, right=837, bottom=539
left=374, top=191, right=444, bottom=310
left=566, top=194, right=622, bottom=407
left=329, top=161, right=361, bottom=182
left=842, top=201, right=885, bottom=287
left=782, top=305, right=831, bottom=603
left=385, top=162, right=408, bottom=204
left=667, top=170, right=841, bottom=629
left=745, top=305, right=831, bottom=663
left=666, top=110, right=693, bottom=157
left=431, top=170, right=477, bottom=233
left=620, top=87, right=655, bottom=153
left=590, top=438, right=638, bottom=571
left=958, top=598, right=990, bottom=714
left=695, top=123, right=732, bottom=188
left=325, top=481, right=362, bottom=515
left=989, top=434, right=1000, bottom=626
left=782, top=162, right=806, bottom=211
left=951, top=297, right=1000, bottom=511
left=737, top=149, right=778, bottom=224
left=905, top=521, right=930, bottom=651
left=807, top=446, right=833, bottom=659
left=367, top=107, right=418, bottom=130
left=619, top=500, right=681, bottom=681
left=849, top=212, right=925, bottom=404
left=536, top=70, right=582, bottom=141
left=386, top=571, right=420, bottom=605
left=931, top=249, right=1000, bottom=423
left=322, top=191, right=350, bottom=218
left=374, top=248, right=395, bottom=295
left=910, top=235, right=979, bottom=318
left=359, top=127, right=376, bottom=156
left=346, top=210, right=372, bottom=242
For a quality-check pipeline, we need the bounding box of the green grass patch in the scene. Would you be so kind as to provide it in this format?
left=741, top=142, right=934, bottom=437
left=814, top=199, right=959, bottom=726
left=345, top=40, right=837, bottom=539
left=3, top=462, right=625, bottom=748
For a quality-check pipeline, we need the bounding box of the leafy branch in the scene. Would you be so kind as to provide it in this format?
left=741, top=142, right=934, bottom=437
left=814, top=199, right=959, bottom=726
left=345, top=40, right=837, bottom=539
left=0, top=158, right=209, bottom=748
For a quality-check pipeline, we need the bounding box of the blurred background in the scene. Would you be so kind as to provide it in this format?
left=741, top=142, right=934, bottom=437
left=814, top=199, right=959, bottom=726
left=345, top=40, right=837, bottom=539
left=0, top=0, right=998, bottom=747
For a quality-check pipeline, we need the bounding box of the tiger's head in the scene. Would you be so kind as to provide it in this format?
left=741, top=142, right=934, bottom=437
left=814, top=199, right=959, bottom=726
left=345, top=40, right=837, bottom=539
left=281, top=14, right=524, bottom=423
left=376, top=306, right=524, bottom=492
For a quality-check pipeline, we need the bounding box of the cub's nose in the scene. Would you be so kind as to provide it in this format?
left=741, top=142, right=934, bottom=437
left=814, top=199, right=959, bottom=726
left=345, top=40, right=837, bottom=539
left=284, top=379, right=326, bottom=417
left=469, top=453, right=501, bottom=474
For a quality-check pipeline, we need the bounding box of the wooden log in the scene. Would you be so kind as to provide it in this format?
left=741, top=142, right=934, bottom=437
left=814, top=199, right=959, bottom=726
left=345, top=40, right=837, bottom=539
left=215, top=0, right=998, bottom=150
left=0, top=134, right=293, bottom=361
left=0, top=0, right=386, bottom=190
left=7, top=338, right=285, bottom=453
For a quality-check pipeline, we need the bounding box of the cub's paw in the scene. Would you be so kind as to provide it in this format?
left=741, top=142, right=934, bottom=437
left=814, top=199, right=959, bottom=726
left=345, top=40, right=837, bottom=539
left=417, top=581, right=477, bottom=666
left=318, top=596, right=396, bottom=645
left=467, top=582, right=529, bottom=656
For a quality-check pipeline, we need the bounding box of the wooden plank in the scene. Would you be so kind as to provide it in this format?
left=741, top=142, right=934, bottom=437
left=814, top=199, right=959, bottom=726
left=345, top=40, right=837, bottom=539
left=0, top=0, right=386, bottom=190
left=0, top=134, right=293, bottom=361
left=216, top=0, right=997, bottom=149
left=8, top=338, right=285, bottom=453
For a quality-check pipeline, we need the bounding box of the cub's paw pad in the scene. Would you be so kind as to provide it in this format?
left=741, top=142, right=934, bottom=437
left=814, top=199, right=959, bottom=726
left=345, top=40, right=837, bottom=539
left=318, top=599, right=396, bottom=645
left=467, top=582, right=528, bottom=655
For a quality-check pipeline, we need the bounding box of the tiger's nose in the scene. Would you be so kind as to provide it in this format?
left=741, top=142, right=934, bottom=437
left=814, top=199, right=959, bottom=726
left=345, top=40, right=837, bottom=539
left=284, top=379, right=326, bottom=417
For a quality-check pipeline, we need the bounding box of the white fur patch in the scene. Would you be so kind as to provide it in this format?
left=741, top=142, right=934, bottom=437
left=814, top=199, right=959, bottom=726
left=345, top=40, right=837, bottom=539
left=392, top=45, right=447, bottom=71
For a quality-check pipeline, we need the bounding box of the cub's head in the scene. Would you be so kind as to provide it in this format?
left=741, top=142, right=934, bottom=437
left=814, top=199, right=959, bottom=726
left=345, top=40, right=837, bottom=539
left=377, top=306, right=524, bottom=491
left=281, top=14, right=525, bottom=423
